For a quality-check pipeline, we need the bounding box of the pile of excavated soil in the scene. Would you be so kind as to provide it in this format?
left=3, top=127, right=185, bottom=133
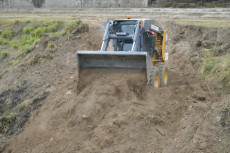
left=1, top=20, right=230, bottom=153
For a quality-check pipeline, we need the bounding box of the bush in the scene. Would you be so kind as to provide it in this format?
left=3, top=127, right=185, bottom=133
left=1, top=50, right=8, bottom=59
left=1, top=29, right=15, bottom=39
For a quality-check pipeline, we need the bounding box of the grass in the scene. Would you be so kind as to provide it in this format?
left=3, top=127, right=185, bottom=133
left=65, top=20, right=89, bottom=40
left=34, top=27, right=44, bottom=38
left=0, top=18, right=88, bottom=65
left=1, top=50, right=8, bottom=59
left=47, top=41, right=55, bottom=50
left=49, top=32, right=62, bottom=37
left=0, top=37, right=8, bottom=45
left=65, top=20, right=80, bottom=33
left=0, top=113, right=15, bottom=123
left=0, top=70, right=8, bottom=79
left=201, top=50, right=230, bottom=93
left=10, top=39, right=21, bottom=49
left=1, top=29, right=16, bottom=39
left=174, top=19, right=230, bottom=28
left=30, top=56, right=39, bottom=65
left=23, top=26, right=34, bottom=34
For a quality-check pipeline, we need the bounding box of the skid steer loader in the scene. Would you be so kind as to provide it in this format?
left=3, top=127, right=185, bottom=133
left=77, top=17, right=169, bottom=87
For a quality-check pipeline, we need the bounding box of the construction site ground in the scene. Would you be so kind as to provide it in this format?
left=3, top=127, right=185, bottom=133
left=0, top=8, right=230, bottom=153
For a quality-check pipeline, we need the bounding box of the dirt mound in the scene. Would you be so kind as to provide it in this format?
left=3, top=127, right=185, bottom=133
left=1, top=20, right=230, bottom=153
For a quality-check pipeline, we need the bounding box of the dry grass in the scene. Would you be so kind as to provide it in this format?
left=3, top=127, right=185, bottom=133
left=174, top=19, right=230, bottom=28
left=201, top=50, right=230, bottom=93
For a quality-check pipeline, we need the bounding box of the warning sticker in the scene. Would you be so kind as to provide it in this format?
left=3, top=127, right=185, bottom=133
left=165, top=53, right=168, bottom=60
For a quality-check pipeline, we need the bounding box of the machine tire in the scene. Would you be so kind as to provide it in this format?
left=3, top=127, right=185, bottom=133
left=157, top=62, right=169, bottom=87
left=148, top=66, right=160, bottom=88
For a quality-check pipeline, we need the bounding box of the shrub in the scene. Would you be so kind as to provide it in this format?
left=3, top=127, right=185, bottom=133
left=1, top=50, right=8, bottom=59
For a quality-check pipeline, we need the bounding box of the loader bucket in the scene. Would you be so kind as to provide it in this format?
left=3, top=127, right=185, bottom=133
left=76, top=51, right=152, bottom=82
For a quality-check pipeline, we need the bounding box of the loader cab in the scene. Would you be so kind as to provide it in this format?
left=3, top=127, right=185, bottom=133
left=101, top=19, right=155, bottom=52
left=111, top=20, right=137, bottom=51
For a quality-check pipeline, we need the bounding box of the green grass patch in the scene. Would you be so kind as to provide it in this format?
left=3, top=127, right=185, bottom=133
left=65, top=20, right=89, bottom=40
left=43, top=20, right=63, bottom=32
left=0, top=37, right=8, bottom=45
left=1, top=28, right=16, bottom=39
left=34, top=27, right=44, bottom=38
left=65, top=20, right=80, bottom=33
left=10, top=39, right=21, bottom=49
left=49, top=32, right=62, bottom=37
left=1, top=50, right=8, bottom=59
left=23, top=26, right=34, bottom=34
left=201, top=51, right=230, bottom=93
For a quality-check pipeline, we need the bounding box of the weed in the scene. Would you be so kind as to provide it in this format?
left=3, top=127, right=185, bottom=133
left=0, top=113, right=15, bottom=123
left=1, top=50, right=8, bottom=59
left=0, top=70, right=8, bottom=79
left=0, top=37, right=7, bottom=45
left=65, top=20, right=89, bottom=40
left=47, top=41, right=55, bottom=50
left=23, top=26, right=34, bottom=34
left=49, top=32, right=62, bottom=37
left=212, top=45, right=217, bottom=51
left=34, top=27, right=44, bottom=38
left=30, top=56, right=39, bottom=65
left=22, top=34, right=39, bottom=46
left=1, top=29, right=15, bottom=39
left=18, top=99, right=30, bottom=111
left=25, top=20, right=31, bottom=23
left=14, top=20, right=20, bottom=24
left=24, top=47, right=32, bottom=54
left=44, top=20, right=63, bottom=32
left=203, top=34, right=207, bottom=40
left=65, top=20, right=80, bottom=33
left=10, top=39, right=21, bottom=49
left=8, top=61, right=13, bottom=66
